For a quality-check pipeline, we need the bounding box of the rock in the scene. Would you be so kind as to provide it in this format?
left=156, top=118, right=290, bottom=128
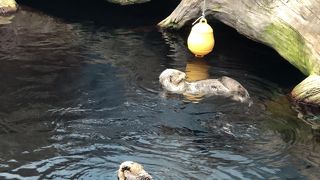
left=292, top=75, right=320, bottom=105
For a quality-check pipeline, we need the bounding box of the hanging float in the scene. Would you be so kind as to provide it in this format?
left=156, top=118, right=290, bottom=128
left=187, top=0, right=215, bottom=57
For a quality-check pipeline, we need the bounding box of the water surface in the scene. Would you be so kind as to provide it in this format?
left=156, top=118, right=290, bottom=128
left=0, top=4, right=319, bottom=180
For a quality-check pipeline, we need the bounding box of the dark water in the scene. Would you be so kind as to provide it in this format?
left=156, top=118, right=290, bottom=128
left=1, top=3, right=320, bottom=180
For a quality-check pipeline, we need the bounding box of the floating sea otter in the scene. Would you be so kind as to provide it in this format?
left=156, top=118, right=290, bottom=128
left=117, top=161, right=153, bottom=180
left=159, top=69, right=251, bottom=103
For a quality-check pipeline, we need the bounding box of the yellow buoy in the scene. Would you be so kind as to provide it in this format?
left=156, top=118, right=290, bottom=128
left=187, top=18, right=214, bottom=57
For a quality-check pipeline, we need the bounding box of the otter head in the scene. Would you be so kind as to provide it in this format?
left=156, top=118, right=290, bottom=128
left=118, top=161, right=152, bottom=180
left=219, top=76, right=251, bottom=103
left=118, top=161, right=132, bottom=180
left=159, top=69, right=187, bottom=93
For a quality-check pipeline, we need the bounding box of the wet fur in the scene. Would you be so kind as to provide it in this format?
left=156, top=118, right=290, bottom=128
left=118, top=161, right=152, bottom=180
left=159, top=69, right=250, bottom=103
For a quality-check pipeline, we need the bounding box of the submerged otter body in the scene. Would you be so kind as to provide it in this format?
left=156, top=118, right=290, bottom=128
left=159, top=69, right=250, bottom=103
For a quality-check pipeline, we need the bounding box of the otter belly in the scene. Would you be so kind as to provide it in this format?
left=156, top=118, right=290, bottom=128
left=185, top=80, right=230, bottom=95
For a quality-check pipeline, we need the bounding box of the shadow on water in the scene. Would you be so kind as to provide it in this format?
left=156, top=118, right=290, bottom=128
left=0, top=1, right=319, bottom=179
left=17, top=0, right=179, bottom=27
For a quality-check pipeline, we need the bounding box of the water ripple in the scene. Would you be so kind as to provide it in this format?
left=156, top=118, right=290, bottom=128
left=0, top=6, right=318, bottom=180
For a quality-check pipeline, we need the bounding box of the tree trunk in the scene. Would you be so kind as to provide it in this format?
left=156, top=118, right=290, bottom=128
left=159, top=0, right=320, bottom=106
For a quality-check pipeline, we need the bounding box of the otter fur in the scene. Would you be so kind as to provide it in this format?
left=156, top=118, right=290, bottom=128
left=159, top=69, right=250, bottom=103
left=118, top=161, right=152, bottom=180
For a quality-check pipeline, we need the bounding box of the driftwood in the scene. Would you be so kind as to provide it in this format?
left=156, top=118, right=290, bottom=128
left=292, top=75, right=320, bottom=104
left=0, top=0, right=18, bottom=15
left=158, top=0, right=320, bottom=106
left=105, top=0, right=150, bottom=5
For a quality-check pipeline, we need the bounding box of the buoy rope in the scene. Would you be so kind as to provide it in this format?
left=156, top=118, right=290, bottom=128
left=202, top=0, right=206, bottom=17
left=192, top=0, right=207, bottom=25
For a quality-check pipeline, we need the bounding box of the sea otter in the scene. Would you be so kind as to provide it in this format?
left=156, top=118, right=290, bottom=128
left=159, top=69, right=250, bottom=103
left=118, top=161, right=152, bottom=180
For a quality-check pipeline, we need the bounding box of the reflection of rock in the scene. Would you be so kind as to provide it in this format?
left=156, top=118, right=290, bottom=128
left=160, top=29, right=190, bottom=61
left=0, top=0, right=18, bottom=15
left=263, top=95, right=320, bottom=175
left=0, top=7, right=79, bottom=163
left=0, top=7, right=79, bottom=62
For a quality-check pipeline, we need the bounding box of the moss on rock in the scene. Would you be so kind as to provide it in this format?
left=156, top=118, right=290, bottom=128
left=262, top=20, right=313, bottom=76
left=262, top=21, right=320, bottom=106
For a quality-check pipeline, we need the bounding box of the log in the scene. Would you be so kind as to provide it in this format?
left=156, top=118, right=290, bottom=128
left=105, top=0, right=150, bottom=5
left=158, top=0, right=320, bottom=106
left=292, top=75, right=320, bottom=104
left=0, top=0, right=18, bottom=15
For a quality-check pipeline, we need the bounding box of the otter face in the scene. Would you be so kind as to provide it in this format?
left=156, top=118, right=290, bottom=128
left=118, top=161, right=133, bottom=180
left=159, top=69, right=187, bottom=93
left=118, top=161, right=152, bottom=180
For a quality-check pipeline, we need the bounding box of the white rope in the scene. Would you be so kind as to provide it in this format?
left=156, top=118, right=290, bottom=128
left=192, top=0, right=207, bottom=25
left=192, top=16, right=204, bottom=25
left=202, top=0, right=206, bottom=17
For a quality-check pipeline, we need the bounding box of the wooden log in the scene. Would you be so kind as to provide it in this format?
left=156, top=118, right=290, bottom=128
left=292, top=75, right=320, bottom=105
left=0, top=0, right=18, bottom=15
left=159, top=0, right=320, bottom=106
left=105, top=0, right=150, bottom=5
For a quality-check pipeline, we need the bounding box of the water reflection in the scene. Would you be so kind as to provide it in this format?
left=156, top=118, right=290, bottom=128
left=184, top=58, right=210, bottom=102
left=0, top=15, right=14, bottom=25
left=0, top=5, right=319, bottom=180
left=185, top=59, right=210, bottom=81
